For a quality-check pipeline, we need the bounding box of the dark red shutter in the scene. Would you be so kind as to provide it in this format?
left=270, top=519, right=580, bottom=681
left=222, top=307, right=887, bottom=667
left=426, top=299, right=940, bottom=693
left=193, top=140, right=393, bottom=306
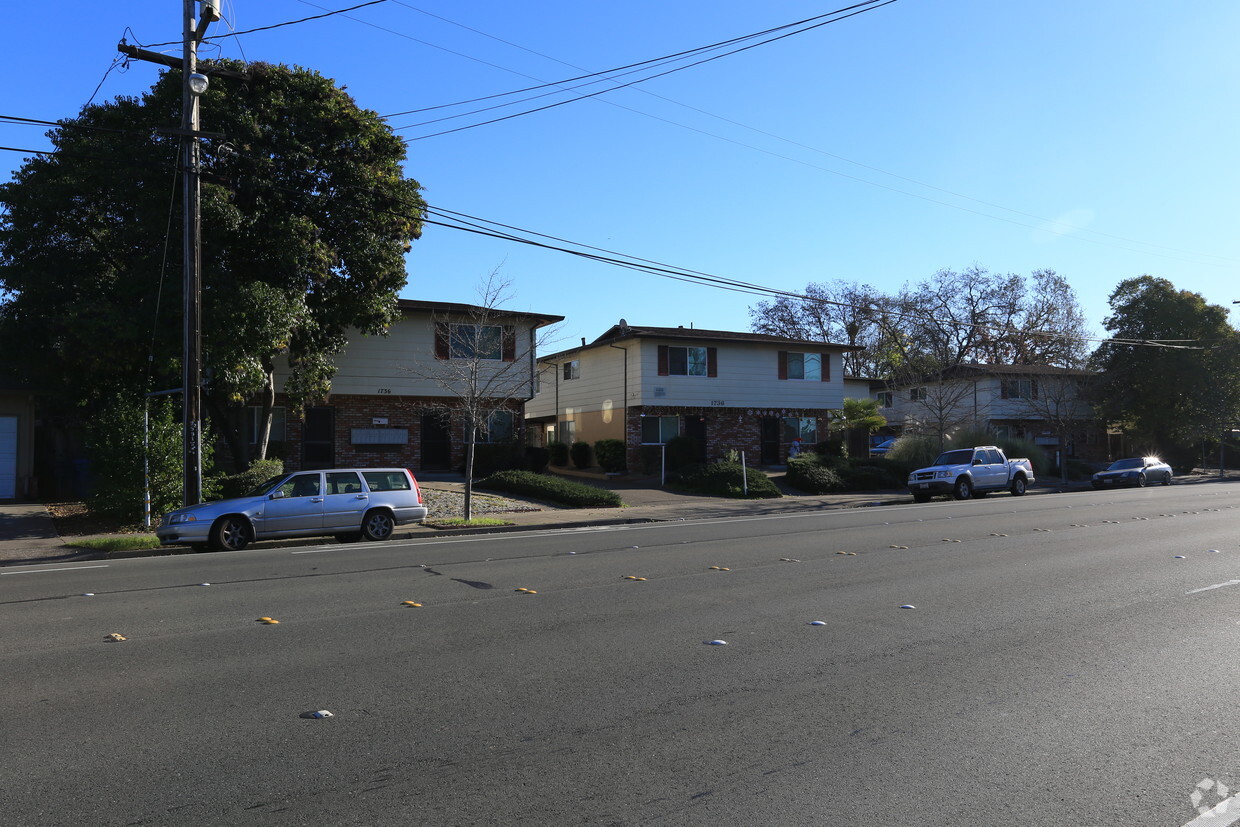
left=1031, top=380, right=1039, bottom=400
left=502, top=326, right=516, bottom=362
left=657, top=345, right=669, bottom=376
left=706, top=347, right=717, bottom=377
left=777, top=351, right=788, bottom=380
left=434, top=323, right=449, bottom=360
left=820, top=353, right=830, bottom=381
left=1000, top=381, right=1009, bottom=399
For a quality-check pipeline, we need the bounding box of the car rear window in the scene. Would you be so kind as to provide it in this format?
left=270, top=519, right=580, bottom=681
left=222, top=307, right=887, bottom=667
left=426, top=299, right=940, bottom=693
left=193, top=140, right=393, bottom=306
left=363, top=471, right=411, bottom=492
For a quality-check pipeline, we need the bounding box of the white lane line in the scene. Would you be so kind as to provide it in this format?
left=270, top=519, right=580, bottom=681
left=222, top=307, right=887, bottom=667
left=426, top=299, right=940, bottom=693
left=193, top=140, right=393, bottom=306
left=1186, top=579, right=1240, bottom=595
left=1183, top=796, right=1240, bottom=827
left=1, top=565, right=110, bottom=576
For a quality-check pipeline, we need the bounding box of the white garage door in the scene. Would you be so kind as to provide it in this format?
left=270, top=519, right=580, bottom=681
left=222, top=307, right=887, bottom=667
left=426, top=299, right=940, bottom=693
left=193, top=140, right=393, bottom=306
left=0, top=417, right=16, bottom=500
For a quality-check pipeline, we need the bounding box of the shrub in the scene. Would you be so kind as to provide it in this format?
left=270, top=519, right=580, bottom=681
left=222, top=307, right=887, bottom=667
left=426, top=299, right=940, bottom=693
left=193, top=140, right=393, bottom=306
left=593, top=439, right=627, bottom=473
left=469, top=442, right=525, bottom=478
left=670, top=461, right=782, bottom=499
left=665, top=435, right=697, bottom=469
left=884, top=435, right=939, bottom=469
left=815, top=434, right=847, bottom=459
left=548, top=441, right=569, bottom=467
left=215, top=458, right=284, bottom=500
left=945, top=428, right=1049, bottom=476
left=838, top=463, right=901, bottom=491
left=524, top=446, right=550, bottom=474
left=85, top=395, right=219, bottom=522
left=570, top=441, right=593, bottom=469
left=638, top=445, right=664, bottom=475
left=785, top=455, right=844, bottom=494
left=477, top=470, right=624, bottom=507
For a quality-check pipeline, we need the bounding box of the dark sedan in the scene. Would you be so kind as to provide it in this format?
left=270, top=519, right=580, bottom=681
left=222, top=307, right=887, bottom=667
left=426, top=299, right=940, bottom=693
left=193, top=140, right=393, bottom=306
left=1091, top=456, right=1172, bottom=488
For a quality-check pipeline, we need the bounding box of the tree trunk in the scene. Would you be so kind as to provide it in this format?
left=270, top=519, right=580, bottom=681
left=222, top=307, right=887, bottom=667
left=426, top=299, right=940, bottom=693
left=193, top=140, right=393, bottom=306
left=254, top=366, right=276, bottom=463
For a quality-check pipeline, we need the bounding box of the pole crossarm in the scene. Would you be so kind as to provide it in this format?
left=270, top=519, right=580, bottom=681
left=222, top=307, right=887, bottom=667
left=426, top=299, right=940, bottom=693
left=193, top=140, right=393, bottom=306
left=117, top=43, right=250, bottom=81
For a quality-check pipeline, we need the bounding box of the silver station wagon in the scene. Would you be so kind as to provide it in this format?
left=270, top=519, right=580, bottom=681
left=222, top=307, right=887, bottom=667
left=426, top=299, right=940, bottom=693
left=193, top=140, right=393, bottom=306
left=157, top=468, right=429, bottom=551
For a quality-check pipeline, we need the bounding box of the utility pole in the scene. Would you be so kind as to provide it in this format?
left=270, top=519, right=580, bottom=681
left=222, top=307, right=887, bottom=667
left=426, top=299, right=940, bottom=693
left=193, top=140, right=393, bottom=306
left=121, top=2, right=241, bottom=507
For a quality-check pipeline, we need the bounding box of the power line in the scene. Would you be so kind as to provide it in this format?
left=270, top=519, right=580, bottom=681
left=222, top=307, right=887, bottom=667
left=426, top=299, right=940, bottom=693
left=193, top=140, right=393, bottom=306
left=140, top=1, right=389, bottom=48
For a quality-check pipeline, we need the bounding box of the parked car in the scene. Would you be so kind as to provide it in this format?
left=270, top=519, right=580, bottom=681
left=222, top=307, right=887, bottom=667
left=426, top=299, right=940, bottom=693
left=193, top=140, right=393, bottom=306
left=907, top=445, right=1035, bottom=502
left=157, top=468, right=429, bottom=552
left=870, top=437, right=897, bottom=457
left=1091, top=457, right=1172, bottom=489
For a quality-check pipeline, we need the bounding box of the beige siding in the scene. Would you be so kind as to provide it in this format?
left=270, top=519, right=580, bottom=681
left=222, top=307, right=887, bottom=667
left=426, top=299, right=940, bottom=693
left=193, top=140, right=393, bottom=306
left=638, top=340, right=845, bottom=410
left=275, top=310, right=539, bottom=399
left=527, top=345, right=631, bottom=420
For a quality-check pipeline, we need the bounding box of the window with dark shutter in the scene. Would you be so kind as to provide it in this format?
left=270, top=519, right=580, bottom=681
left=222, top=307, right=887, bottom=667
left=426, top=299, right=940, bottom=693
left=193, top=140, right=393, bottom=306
left=658, top=345, right=669, bottom=376
left=820, top=353, right=830, bottom=381
left=777, top=351, right=788, bottom=380
left=434, top=323, right=449, bottom=360
left=502, top=326, right=516, bottom=362
left=707, top=347, right=718, bottom=377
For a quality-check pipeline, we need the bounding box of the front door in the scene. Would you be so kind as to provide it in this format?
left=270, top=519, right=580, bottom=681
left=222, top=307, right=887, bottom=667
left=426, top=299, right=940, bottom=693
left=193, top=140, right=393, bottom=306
left=302, top=407, right=334, bottom=470
left=421, top=413, right=452, bottom=471
left=760, top=417, right=781, bottom=465
left=684, top=416, right=708, bottom=462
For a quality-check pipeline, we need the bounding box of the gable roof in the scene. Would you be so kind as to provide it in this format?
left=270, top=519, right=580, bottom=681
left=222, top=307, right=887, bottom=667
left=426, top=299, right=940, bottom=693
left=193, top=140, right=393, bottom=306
left=540, top=321, right=859, bottom=361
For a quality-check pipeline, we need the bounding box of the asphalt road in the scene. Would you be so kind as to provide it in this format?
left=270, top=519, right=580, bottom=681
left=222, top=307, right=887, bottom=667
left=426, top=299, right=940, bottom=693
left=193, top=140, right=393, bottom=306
left=4, top=484, right=1240, bottom=826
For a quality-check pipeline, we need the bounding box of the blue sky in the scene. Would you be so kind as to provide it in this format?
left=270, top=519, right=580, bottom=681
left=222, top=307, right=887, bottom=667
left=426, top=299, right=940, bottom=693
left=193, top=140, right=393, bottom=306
left=3, top=0, right=1237, bottom=352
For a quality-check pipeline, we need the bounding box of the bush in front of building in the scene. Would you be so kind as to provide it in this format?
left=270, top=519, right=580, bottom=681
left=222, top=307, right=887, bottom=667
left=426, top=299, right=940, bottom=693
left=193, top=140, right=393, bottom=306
left=469, top=442, right=527, bottom=478
left=836, top=462, right=902, bottom=491
left=570, top=441, right=593, bottom=469
left=524, top=446, right=550, bottom=473
left=785, top=454, right=845, bottom=494
left=669, top=461, right=782, bottom=499
left=665, top=435, right=698, bottom=470
left=593, top=439, right=627, bottom=473
left=477, top=470, right=624, bottom=507
left=548, top=441, right=569, bottom=467
left=214, top=458, right=284, bottom=500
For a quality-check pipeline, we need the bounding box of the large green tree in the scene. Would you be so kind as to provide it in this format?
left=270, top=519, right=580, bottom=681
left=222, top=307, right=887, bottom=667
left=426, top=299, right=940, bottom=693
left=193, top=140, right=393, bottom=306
left=0, top=60, right=425, bottom=468
left=1090, top=276, right=1240, bottom=463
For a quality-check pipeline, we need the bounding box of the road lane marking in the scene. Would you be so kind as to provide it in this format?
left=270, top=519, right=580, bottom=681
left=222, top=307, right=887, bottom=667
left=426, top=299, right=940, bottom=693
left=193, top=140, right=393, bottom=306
left=1, top=565, right=110, bottom=576
left=1186, top=580, right=1240, bottom=595
left=1183, top=796, right=1240, bottom=827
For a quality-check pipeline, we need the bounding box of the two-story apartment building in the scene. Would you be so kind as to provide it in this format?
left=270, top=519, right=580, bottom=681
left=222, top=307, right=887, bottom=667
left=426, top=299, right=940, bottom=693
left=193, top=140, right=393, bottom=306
left=525, top=321, right=857, bottom=468
left=875, top=363, right=1105, bottom=462
left=265, top=299, right=562, bottom=472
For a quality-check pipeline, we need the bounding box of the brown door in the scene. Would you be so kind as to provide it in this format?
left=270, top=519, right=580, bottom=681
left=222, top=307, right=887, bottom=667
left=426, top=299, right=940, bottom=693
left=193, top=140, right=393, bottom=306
left=302, top=407, right=335, bottom=470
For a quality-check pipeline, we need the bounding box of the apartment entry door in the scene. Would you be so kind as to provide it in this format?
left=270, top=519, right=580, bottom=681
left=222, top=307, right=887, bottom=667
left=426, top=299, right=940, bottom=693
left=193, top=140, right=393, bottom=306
left=760, top=416, right=781, bottom=465
left=421, top=413, right=452, bottom=471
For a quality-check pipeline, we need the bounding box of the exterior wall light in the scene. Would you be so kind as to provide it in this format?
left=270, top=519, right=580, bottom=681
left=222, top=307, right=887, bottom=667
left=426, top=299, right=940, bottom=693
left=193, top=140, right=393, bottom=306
left=188, top=73, right=209, bottom=95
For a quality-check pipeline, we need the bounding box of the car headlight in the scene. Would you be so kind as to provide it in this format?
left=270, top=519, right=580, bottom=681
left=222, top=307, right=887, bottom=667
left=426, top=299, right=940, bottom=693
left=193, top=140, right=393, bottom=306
left=169, top=513, right=197, bottom=524
left=935, top=470, right=953, bottom=479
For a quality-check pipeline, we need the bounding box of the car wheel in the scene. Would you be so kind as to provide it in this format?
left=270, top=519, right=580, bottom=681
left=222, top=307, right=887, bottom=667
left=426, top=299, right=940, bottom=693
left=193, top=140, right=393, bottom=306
left=1010, top=476, right=1027, bottom=497
left=952, top=478, right=972, bottom=500
left=361, top=510, right=395, bottom=542
left=913, top=492, right=932, bottom=503
left=1162, top=472, right=1172, bottom=486
left=209, top=516, right=250, bottom=552
left=1137, top=473, right=1147, bottom=487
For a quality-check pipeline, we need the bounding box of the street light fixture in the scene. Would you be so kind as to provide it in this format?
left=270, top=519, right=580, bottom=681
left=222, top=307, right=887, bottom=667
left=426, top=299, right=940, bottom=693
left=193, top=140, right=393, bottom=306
left=188, top=72, right=209, bottom=96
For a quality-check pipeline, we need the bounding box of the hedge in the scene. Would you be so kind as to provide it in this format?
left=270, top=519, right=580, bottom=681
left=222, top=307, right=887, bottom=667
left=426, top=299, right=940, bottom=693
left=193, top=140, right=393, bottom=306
left=477, top=470, right=624, bottom=508
left=669, top=461, right=782, bottom=499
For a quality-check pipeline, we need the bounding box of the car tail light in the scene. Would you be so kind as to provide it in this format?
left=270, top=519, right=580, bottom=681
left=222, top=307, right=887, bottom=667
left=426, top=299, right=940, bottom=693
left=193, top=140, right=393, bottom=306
left=406, top=469, right=422, bottom=504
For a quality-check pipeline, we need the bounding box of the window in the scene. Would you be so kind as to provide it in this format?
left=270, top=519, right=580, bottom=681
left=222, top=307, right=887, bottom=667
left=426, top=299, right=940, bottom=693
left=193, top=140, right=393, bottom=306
left=277, top=473, right=320, bottom=498
left=1000, top=379, right=1038, bottom=399
left=781, top=417, right=818, bottom=443
left=669, top=346, right=707, bottom=376
left=563, top=360, right=580, bottom=380
left=909, top=387, right=927, bottom=402
left=246, top=406, right=286, bottom=445
left=786, top=352, right=821, bottom=381
left=476, top=411, right=516, bottom=443
left=778, top=351, right=829, bottom=381
left=876, top=392, right=893, bottom=408
left=326, top=471, right=363, bottom=495
left=362, top=470, right=412, bottom=492
left=450, top=324, right=502, bottom=360
left=641, top=415, right=680, bottom=444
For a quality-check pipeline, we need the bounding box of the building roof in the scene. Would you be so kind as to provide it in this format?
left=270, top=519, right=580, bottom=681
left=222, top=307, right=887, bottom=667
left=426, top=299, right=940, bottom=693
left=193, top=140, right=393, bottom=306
left=878, top=363, right=1094, bottom=388
left=539, top=320, right=860, bottom=361
left=397, top=298, right=564, bottom=329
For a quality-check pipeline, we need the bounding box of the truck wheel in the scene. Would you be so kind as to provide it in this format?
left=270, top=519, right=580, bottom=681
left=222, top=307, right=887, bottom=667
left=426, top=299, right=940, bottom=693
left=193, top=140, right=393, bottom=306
left=952, top=478, right=972, bottom=500
left=1010, top=475, right=1027, bottom=496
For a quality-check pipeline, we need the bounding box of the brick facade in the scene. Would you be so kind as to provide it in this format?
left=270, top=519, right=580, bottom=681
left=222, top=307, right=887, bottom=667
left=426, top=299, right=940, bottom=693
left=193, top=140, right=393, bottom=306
left=277, top=394, right=524, bottom=473
left=624, top=405, right=834, bottom=470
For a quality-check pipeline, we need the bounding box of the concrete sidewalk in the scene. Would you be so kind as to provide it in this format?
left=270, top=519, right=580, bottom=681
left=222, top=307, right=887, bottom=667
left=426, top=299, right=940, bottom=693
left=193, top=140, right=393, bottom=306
left=2, top=469, right=1231, bottom=567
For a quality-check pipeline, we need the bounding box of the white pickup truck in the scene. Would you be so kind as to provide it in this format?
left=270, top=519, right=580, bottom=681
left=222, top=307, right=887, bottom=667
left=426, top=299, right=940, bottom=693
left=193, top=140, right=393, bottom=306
left=907, top=445, right=1035, bottom=503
